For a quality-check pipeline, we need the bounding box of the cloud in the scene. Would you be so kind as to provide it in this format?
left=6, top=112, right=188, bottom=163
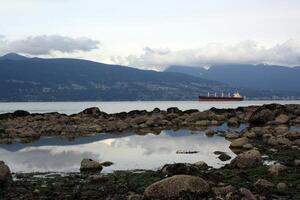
left=113, top=40, right=300, bottom=70
left=0, top=35, right=100, bottom=55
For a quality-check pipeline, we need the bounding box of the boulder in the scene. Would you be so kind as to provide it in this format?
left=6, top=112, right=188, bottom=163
left=185, top=112, right=208, bottom=122
left=160, top=163, right=199, bottom=176
left=230, top=137, right=248, bottom=148
left=13, top=110, right=30, bottom=117
left=239, top=188, right=256, bottom=200
left=228, top=118, right=239, bottom=127
left=212, top=185, right=235, bottom=197
left=193, top=161, right=209, bottom=170
left=218, top=153, right=231, bottom=161
left=131, top=116, right=148, bottom=125
left=243, top=143, right=253, bottom=149
left=249, top=109, right=274, bottom=125
left=80, top=107, right=103, bottom=116
left=231, top=149, right=262, bottom=169
left=254, top=179, right=274, bottom=192
left=276, top=182, right=288, bottom=193
left=294, top=159, right=300, bottom=167
left=80, top=158, right=103, bottom=173
left=276, top=136, right=292, bottom=146
left=166, top=107, right=182, bottom=114
left=0, top=161, right=12, bottom=186
left=225, top=133, right=240, bottom=139
left=274, top=114, right=289, bottom=124
left=268, top=164, right=287, bottom=176
left=144, top=175, right=210, bottom=199
left=205, top=129, right=215, bottom=137
left=243, top=131, right=256, bottom=138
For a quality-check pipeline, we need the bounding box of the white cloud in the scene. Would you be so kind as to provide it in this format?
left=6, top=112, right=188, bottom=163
left=114, top=40, right=300, bottom=70
left=0, top=35, right=100, bottom=55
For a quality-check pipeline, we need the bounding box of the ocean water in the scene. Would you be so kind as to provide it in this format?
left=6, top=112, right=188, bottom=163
left=0, top=100, right=299, bottom=114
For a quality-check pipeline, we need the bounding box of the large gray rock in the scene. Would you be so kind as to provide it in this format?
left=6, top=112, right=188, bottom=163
left=230, top=137, right=248, bottom=148
left=80, top=158, right=103, bottom=172
left=0, top=161, right=12, bottom=186
left=231, top=149, right=262, bottom=169
left=144, top=175, right=210, bottom=199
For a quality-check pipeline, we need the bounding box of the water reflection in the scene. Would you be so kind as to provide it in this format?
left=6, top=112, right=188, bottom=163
left=0, top=130, right=236, bottom=173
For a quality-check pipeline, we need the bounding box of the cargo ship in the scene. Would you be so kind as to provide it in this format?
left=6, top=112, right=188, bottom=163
left=199, top=92, right=244, bottom=101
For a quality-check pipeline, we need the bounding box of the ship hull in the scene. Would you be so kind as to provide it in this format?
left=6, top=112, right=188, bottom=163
left=198, top=96, right=244, bottom=101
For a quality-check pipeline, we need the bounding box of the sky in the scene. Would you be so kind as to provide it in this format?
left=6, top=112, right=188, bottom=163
left=1, top=0, right=300, bottom=70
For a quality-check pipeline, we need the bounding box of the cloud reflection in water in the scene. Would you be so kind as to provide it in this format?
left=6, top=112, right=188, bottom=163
left=0, top=130, right=235, bottom=173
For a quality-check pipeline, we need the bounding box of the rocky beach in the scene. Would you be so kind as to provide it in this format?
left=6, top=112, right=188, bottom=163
left=0, top=103, right=300, bottom=199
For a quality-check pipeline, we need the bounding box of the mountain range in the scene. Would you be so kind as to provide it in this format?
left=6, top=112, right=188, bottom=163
left=165, top=64, right=300, bottom=96
left=0, top=53, right=231, bottom=101
left=0, top=53, right=298, bottom=101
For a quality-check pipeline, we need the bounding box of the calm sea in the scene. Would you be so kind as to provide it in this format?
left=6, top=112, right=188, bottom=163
left=0, top=100, right=300, bottom=114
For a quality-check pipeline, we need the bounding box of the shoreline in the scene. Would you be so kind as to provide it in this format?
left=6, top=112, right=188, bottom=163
left=0, top=103, right=300, bottom=199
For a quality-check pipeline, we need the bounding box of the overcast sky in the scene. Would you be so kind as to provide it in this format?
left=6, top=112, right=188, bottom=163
left=1, top=0, right=300, bottom=70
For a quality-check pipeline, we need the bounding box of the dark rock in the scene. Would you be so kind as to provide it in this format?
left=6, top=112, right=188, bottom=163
left=254, top=179, right=274, bottom=192
left=13, top=110, right=30, bottom=117
left=160, top=163, right=199, bottom=176
left=166, top=107, right=182, bottom=114
left=80, top=158, right=103, bottom=173
left=249, top=108, right=274, bottom=125
left=218, top=153, right=231, bottom=161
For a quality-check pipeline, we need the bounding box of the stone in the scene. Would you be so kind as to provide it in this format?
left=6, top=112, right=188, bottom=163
left=212, top=185, right=235, bottom=196
left=230, top=137, right=248, bottom=148
left=127, top=194, right=144, bottom=200
left=193, top=161, right=209, bottom=170
left=276, top=182, right=288, bottom=192
left=225, top=133, right=239, bottom=139
left=160, top=163, right=199, bottom=175
left=166, top=107, right=182, bottom=114
left=131, top=116, right=147, bottom=125
left=100, top=161, right=114, bottom=167
left=249, top=108, right=274, bottom=125
left=13, top=110, right=30, bottom=117
left=231, top=149, right=262, bottom=169
left=205, top=129, right=215, bottom=137
left=268, top=164, right=287, bottom=176
left=254, top=179, right=274, bottom=191
left=80, top=107, right=102, bottom=116
left=276, top=136, right=292, bottom=146
left=228, top=118, right=239, bottom=127
left=243, top=143, right=253, bottom=149
left=185, top=112, right=208, bottom=122
left=243, top=131, right=256, bottom=138
left=0, top=161, right=12, bottom=186
left=239, top=188, right=256, bottom=200
left=218, top=153, right=232, bottom=161
left=294, top=159, right=300, bottom=167
left=274, top=114, right=289, bottom=124
left=144, top=175, right=210, bottom=199
left=267, top=136, right=278, bottom=146
left=80, top=158, right=103, bottom=172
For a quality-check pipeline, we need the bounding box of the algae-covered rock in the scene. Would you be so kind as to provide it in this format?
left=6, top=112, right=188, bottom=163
left=144, top=175, right=210, bottom=199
